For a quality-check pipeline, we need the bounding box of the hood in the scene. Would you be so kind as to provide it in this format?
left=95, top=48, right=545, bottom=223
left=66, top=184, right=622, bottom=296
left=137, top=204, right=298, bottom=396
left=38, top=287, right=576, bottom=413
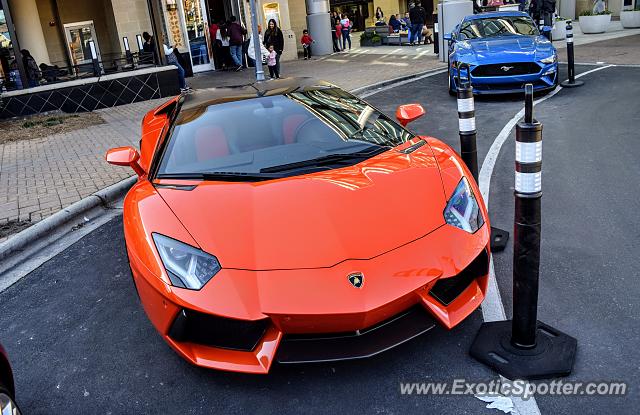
left=157, top=145, right=447, bottom=270
left=457, top=36, right=554, bottom=64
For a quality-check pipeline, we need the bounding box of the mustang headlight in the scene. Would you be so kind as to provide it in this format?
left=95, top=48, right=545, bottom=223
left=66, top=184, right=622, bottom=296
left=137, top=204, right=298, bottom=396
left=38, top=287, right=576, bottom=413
left=540, top=54, right=557, bottom=64
left=444, top=178, right=485, bottom=233
left=152, top=233, right=221, bottom=290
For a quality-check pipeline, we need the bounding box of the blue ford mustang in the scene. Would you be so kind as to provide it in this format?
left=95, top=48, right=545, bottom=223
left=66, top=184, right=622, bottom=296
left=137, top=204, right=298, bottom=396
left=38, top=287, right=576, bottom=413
left=445, top=11, right=558, bottom=95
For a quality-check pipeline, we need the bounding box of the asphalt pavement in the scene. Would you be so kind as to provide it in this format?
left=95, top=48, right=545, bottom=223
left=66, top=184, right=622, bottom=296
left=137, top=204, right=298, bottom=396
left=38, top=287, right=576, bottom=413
left=1, top=64, right=638, bottom=414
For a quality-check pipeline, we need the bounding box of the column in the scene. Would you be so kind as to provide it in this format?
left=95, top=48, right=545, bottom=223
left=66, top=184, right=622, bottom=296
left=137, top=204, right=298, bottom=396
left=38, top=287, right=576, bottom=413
left=305, top=0, right=332, bottom=56
left=7, top=0, right=50, bottom=64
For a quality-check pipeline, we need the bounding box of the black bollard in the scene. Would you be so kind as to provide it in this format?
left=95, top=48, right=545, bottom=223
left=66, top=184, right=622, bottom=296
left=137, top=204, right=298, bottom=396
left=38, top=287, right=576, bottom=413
left=560, top=20, right=584, bottom=88
left=456, top=64, right=478, bottom=181
left=433, top=15, right=439, bottom=55
left=469, top=84, right=577, bottom=380
left=455, top=63, right=509, bottom=252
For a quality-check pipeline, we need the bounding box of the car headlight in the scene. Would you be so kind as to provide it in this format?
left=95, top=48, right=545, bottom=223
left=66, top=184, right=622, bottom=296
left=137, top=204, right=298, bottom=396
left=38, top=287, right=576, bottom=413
left=152, top=233, right=221, bottom=290
left=443, top=178, right=485, bottom=233
left=540, top=54, right=557, bottom=64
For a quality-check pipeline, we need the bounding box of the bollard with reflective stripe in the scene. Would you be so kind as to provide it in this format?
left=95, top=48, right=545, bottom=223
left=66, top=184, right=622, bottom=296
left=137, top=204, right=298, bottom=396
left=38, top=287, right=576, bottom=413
left=469, top=83, right=577, bottom=380
left=456, top=64, right=478, bottom=181
left=433, top=15, right=439, bottom=55
left=511, top=84, right=543, bottom=348
left=560, top=20, right=584, bottom=88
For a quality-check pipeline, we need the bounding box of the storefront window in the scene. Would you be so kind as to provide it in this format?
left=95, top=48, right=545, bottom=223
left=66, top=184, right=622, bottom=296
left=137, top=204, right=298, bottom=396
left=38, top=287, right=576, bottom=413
left=182, top=0, right=211, bottom=67
left=263, top=3, right=281, bottom=27
left=0, top=4, right=22, bottom=91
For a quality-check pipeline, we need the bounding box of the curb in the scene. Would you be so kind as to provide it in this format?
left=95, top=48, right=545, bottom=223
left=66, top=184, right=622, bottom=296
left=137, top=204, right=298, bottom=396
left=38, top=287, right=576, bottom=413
left=0, top=175, right=137, bottom=263
left=351, top=66, right=446, bottom=95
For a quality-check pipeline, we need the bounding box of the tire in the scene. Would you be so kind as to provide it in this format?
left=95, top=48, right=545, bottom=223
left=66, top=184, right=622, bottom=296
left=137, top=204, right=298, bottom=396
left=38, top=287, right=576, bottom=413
left=0, top=384, right=21, bottom=415
left=448, top=68, right=456, bottom=96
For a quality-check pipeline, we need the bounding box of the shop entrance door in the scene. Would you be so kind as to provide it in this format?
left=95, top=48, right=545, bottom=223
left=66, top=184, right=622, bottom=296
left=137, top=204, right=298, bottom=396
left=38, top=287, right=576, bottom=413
left=180, top=0, right=214, bottom=72
left=63, top=21, right=101, bottom=66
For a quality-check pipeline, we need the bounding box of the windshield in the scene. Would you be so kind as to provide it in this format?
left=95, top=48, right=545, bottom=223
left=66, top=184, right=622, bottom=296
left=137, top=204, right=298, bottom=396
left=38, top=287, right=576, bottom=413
left=458, top=16, right=539, bottom=40
left=156, top=88, right=413, bottom=178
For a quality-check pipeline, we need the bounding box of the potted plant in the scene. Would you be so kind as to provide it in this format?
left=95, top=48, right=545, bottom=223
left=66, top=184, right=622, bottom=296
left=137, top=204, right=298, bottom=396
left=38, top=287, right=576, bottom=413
left=621, top=6, right=640, bottom=29
left=360, top=31, right=382, bottom=47
left=552, top=16, right=567, bottom=40
left=579, top=10, right=612, bottom=33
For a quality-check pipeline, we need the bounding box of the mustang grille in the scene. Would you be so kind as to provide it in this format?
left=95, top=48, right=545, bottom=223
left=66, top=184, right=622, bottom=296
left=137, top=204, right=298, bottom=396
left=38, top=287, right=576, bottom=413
left=472, top=63, right=541, bottom=77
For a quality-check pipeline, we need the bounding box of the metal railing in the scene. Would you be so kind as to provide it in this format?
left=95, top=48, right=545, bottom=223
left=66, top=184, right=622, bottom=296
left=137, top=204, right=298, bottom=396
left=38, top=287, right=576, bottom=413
left=1, top=51, right=159, bottom=93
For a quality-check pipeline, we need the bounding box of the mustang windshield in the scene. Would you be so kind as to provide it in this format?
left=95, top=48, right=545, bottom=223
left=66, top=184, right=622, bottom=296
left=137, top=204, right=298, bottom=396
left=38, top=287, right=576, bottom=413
left=156, top=88, right=412, bottom=178
left=458, top=16, right=539, bottom=40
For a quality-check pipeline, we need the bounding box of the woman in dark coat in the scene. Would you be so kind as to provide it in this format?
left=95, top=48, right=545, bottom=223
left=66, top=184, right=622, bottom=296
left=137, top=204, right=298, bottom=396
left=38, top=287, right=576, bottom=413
left=21, top=49, right=40, bottom=88
left=263, top=19, right=284, bottom=76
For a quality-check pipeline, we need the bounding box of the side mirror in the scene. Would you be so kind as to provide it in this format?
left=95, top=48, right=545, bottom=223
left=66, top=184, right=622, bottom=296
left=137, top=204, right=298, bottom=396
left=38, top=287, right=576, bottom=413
left=106, top=146, right=145, bottom=177
left=396, top=104, right=425, bottom=127
left=443, top=33, right=452, bottom=41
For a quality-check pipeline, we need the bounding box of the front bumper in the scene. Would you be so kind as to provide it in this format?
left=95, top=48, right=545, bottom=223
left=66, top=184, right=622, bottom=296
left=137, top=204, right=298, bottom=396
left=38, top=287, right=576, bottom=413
left=451, top=62, right=558, bottom=94
left=129, top=224, right=490, bottom=373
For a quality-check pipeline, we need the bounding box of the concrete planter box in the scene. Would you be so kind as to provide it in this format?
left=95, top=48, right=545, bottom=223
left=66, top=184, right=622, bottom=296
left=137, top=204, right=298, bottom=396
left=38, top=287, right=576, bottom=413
left=552, top=21, right=567, bottom=40
left=620, top=11, right=640, bottom=28
left=578, top=14, right=612, bottom=34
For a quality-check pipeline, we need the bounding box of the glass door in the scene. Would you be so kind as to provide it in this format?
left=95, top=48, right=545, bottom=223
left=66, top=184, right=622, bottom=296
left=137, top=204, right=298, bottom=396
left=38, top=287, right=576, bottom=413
left=63, top=21, right=101, bottom=66
left=180, top=0, right=213, bottom=72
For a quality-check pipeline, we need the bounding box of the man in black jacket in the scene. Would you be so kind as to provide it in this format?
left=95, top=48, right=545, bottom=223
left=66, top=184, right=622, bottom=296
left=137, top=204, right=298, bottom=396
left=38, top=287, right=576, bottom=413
left=409, top=2, right=427, bottom=45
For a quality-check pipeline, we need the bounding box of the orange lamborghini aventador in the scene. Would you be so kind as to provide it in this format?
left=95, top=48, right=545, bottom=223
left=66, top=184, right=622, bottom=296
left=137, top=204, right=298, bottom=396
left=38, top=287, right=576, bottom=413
left=106, top=78, right=490, bottom=374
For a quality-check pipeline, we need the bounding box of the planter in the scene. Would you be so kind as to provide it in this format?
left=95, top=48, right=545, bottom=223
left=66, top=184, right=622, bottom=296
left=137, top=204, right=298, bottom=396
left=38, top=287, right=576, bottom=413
left=552, top=21, right=567, bottom=40
left=578, top=14, right=612, bottom=34
left=360, top=38, right=382, bottom=46
left=621, top=10, right=640, bottom=28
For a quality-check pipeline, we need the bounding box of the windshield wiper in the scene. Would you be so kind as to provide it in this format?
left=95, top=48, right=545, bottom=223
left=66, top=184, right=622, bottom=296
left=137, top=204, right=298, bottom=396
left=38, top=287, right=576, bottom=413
left=156, top=172, right=282, bottom=182
left=260, top=146, right=389, bottom=173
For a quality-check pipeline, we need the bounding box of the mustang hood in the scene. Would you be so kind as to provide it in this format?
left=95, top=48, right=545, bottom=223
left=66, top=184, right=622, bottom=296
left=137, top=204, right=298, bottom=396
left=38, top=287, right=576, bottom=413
left=457, top=36, right=554, bottom=64
left=157, top=148, right=447, bottom=270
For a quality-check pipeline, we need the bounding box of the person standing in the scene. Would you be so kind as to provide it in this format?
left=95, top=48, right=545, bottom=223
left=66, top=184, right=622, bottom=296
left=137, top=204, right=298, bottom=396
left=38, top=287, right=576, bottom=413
left=340, top=14, right=352, bottom=51
left=227, top=16, right=246, bottom=71
left=142, top=32, right=158, bottom=64
left=267, top=45, right=279, bottom=79
left=247, top=24, right=269, bottom=67
left=331, top=12, right=341, bottom=52
left=409, top=2, right=427, bottom=46
left=301, top=29, right=314, bottom=60
left=21, top=49, right=40, bottom=88
left=263, top=19, right=284, bottom=76
left=162, top=37, right=190, bottom=92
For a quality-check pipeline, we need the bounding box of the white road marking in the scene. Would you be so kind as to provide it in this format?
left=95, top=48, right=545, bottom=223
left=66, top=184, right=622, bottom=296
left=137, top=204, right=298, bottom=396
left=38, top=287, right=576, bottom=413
left=478, top=64, right=614, bottom=415
left=360, top=63, right=615, bottom=415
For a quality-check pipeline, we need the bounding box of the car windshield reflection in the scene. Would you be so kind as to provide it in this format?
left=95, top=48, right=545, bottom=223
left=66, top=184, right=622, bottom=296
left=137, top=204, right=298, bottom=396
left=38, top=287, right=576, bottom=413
left=156, top=88, right=413, bottom=179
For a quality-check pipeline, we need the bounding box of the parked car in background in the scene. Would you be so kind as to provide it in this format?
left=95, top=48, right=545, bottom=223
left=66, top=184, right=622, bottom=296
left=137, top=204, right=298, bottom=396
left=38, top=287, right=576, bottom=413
left=445, top=11, right=558, bottom=94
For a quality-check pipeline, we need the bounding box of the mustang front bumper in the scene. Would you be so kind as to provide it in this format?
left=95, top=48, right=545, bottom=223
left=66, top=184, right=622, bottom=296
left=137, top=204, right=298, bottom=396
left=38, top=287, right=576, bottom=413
left=451, top=62, right=558, bottom=94
left=129, top=223, right=490, bottom=373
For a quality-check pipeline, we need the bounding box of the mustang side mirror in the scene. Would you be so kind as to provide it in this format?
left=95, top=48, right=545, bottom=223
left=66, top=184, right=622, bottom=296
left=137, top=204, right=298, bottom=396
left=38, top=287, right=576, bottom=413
left=396, top=104, right=425, bottom=127
left=443, top=33, right=452, bottom=41
left=106, top=146, right=145, bottom=177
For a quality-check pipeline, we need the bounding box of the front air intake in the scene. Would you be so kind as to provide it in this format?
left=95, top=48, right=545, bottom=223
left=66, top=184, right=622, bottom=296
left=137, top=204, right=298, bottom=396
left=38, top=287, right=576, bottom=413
left=168, top=308, right=269, bottom=351
left=429, top=249, right=489, bottom=305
